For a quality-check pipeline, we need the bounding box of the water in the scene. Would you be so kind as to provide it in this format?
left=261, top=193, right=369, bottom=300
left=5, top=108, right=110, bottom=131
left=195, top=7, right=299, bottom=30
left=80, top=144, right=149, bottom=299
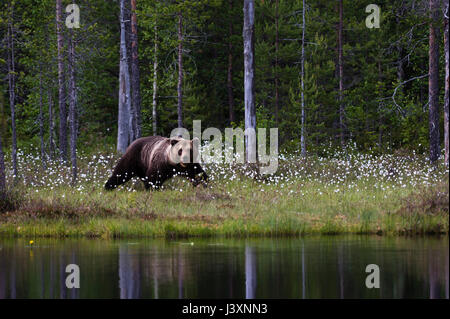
left=0, top=236, right=448, bottom=299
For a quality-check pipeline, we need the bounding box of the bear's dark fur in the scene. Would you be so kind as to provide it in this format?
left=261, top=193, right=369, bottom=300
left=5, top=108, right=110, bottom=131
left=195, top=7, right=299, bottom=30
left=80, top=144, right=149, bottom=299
left=105, top=136, right=208, bottom=190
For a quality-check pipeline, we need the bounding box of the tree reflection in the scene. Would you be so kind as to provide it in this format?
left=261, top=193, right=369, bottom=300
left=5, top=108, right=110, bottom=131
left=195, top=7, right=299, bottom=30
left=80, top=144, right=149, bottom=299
left=245, top=244, right=256, bottom=299
left=0, top=237, right=447, bottom=299
left=119, top=244, right=141, bottom=299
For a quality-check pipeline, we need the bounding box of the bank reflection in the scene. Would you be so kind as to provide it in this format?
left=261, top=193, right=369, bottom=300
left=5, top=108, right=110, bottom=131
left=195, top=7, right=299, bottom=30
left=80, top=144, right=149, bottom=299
left=0, top=237, right=448, bottom=299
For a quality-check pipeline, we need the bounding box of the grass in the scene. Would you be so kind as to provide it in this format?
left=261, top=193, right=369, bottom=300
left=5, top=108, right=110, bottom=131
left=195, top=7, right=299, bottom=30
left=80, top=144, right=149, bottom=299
left=0, top=146, right=448, bottom=238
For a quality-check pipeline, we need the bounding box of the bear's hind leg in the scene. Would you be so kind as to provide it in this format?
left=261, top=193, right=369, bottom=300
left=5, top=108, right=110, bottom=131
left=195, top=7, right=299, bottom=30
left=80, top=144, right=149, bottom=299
left=105, top=158, right=136, bottom=190
left=105, top=171, right=135, bottom=190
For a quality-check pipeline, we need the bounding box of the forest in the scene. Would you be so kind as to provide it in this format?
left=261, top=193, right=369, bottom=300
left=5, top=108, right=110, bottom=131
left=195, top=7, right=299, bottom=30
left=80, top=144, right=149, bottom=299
left=0, top=0, right=448, bottom=163
left=0, top=0, right=448, bottom=238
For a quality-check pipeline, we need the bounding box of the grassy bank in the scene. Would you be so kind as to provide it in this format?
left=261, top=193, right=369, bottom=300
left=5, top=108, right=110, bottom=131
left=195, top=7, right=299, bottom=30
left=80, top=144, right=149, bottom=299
left=0, top=147, right=448, bottom=238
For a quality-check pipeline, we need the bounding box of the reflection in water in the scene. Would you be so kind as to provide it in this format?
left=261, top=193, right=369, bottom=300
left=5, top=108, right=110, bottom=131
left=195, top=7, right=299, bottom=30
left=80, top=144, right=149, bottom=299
left=9, top=260, right=15, bottom=299
left=59, top=254, right=65, bottom=299
left=338, top=243, right=344, bottom=299
left=119, top=244, right=141, bottom=299
left=178, top=247, right=184, bottom=299
left=153, top=250, right=159, bottom=299
left=0, top=236, right=448, bottom=299
left=447, top=255, right=449, bottom=299
left=0, top=257, right=5, bottom=299
left=301, top=241, right=306, bottom=299
left=245, top=245, right=256, bottom=299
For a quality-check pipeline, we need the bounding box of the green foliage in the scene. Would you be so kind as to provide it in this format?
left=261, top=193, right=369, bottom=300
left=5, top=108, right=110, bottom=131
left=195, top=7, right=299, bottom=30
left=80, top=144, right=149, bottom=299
left=0, top=0, right=446, bottom=155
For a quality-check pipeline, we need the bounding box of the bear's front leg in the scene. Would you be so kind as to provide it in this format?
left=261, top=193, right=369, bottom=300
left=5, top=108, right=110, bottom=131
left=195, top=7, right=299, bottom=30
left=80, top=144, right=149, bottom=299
left=199, top=171, right=208, bottom=185
left=143, top=168, right=167, bottom=190
left=189, top=170, right=208, bottom=188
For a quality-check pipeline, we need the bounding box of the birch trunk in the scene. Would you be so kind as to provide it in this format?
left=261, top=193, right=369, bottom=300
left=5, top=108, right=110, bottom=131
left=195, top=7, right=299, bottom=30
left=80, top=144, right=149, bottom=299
left=125, top=2, right=135, bottom=142
left=428, top=0, right=440, bottom=163
left=7, top=3, right=17, bottom=178
left=243, top=0, right=256, bottom=162
left=117, top=0, right=131, bottom=154
left=177, top=12, right=183, bottom=128
left=152, top=23, right=158, bottom=136
left=56, top=0, right=67, bottom=162
left=130, top=0, right=141, bottom=139
left=300, top=0, right=306, bottom=157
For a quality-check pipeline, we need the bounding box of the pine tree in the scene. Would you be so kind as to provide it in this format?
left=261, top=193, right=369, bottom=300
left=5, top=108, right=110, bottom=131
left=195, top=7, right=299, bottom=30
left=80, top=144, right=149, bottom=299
left=130, top=0, right=142, bottom=139
left=444, top=0, right=449, bottom=165
left=56, top=0, right=67, bottom=162
left=428, top=0, right=440, bottom=163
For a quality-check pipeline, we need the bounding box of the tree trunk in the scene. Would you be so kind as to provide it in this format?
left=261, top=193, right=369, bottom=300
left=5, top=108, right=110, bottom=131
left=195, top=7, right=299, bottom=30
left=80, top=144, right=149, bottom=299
left=444, top=0, right=449, bottom=165
left=68, top=30, right=77, bottom=184
left=7, top=3, right=17, bottom=178
left=152, top=22, right=158, bottom=136
left=45, top=26, right=55, bottom=160
left=0, top=92, right=5, bottom=143
left=177, top=12, right=183, bottom=128
left=227, top=0, right=235, bottom=125
left=117, top=0, right=132, bottom=154
left=337, top=0, right=345, bottom=146
left=39, top=68, right=46, bottom=169
left=428, top=0, right=440, bottom=163
left=56, top=0, right=67, bottom=162
left=130, top=0, right=141, bottom=140
left=48, top=89, right=55, bottom=159
left=274, top=0, right=279, bottom=126
left=378, top=60, right=384, bottom=148
left=0, top=133, right=5, bottom=191
left=395, top=14, right=404, bottom=89
left=125, top=2, right=135, bottom=142
left=243, top=0, right=256, bottom=162
left=300, top=0, right=306, bottom=157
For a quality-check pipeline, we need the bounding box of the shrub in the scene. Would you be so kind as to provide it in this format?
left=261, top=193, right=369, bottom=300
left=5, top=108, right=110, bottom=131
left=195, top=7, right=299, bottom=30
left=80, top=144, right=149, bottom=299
left=398, top=176, right=449, bottom=216
left=0, top=187, right=22, bottom=214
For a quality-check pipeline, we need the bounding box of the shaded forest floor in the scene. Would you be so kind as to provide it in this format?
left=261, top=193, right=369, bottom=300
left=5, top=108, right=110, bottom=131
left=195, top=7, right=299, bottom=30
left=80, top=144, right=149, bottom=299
left=0, top=147, right=448, bottom=238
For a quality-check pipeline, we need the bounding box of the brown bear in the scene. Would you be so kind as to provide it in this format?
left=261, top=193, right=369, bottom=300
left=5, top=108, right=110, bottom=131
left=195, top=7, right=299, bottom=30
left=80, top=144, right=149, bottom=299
left=105, top=136, right=208, bottom=190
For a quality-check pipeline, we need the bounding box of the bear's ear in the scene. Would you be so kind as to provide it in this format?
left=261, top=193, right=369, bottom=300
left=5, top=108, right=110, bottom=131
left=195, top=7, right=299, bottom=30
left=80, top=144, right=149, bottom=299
left=191, top=137, right=200, bottom=145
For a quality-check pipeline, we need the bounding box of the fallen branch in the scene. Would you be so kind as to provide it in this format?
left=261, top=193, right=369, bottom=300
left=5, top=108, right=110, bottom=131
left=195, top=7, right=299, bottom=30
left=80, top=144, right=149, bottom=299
left=391, top=73, right=429, bottom=117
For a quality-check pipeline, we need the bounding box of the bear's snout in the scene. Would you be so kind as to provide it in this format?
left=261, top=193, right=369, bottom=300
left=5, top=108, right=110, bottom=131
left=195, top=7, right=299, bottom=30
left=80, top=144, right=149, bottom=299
left=181, top=155, right=190, bottom=164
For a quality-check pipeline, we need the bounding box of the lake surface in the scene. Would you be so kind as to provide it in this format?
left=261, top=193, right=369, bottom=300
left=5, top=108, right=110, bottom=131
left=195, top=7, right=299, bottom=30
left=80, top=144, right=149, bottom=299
left=0, top=236, right=448, bottom=299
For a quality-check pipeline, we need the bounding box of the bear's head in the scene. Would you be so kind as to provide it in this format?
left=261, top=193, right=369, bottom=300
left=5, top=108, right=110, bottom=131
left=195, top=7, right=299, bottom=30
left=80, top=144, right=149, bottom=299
left=167, top=137, right=200, bottom=168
